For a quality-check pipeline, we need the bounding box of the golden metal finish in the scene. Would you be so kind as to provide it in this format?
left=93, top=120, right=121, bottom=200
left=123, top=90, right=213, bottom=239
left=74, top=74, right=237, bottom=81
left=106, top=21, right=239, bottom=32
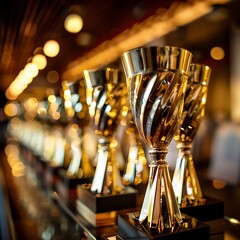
left=83, top=68, right=128, bottom=194
left=172, top=63, right=211, bottom=207
left=122, top=110, right=148, bottom=186
left=121, top=46, right=192, bottom=231
left=61, top=80, right=93, bottom=179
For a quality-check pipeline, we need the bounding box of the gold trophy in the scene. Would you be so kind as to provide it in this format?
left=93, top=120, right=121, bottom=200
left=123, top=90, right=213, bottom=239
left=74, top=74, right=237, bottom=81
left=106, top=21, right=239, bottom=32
left=55, top=80, right=93, bottom=206
left=172, top=63, right=211, bottom=207
left=121, top=108, right=149, bottom=207
left=76, top=68, right=137, bottom=226
left=118, top=46, right=210, bottom=239
left=172, top=64, right=223, bottom=221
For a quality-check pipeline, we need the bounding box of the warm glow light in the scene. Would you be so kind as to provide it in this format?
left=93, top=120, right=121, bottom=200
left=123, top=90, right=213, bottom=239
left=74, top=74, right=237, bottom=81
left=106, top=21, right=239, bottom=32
left=64, top=14, right=83, bottom=33
left=4, top=102, right=19, bottom=117
left=212, top=179, right=226, bottom=189
left=43, top=40, right=60, bottom=57
left=210, top=46, right=225, bottom=60
left=47, top=70, right=59, bottom=83
left=48, top=95, right=56, bottom=103
left=18, top=71, right=33, bottom=84
left=24, top=63, right=39, bottom=78
left=32, top=54, right=47, bottom=70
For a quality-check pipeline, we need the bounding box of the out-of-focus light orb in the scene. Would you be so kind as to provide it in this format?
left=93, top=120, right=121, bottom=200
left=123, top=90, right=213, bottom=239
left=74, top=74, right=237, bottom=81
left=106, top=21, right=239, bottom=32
left=24, top=63, right=39, bottom=78
left=64, top=14, right=83, bottom=33
left=32, top=54, right=47, bottom=70
left=76, top=32, right=93, bottom=46
left=43, top=40, right=60, bottom=57
left=4, top=102, right=19, bottom=117
left=210, top=46, right=225, bottom=60
left=47, top=70, right=59, bottom=83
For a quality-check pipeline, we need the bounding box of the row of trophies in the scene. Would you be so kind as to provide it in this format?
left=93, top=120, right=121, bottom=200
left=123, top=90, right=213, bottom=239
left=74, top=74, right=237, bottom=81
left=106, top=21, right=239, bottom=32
left=8, top=46, right=224, bottom=239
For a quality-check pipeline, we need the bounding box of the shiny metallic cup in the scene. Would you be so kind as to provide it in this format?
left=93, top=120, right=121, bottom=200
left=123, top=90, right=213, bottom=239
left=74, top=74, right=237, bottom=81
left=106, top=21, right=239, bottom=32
left=121, top=46, right=192, bottom=230
left=83, top=68, right=127, bottom=194
left=172, top=63, right=211, bottom=207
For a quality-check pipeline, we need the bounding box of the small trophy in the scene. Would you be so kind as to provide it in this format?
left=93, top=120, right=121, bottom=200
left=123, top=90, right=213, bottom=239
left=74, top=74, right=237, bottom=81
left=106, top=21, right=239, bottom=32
left=118, top=46, right=210, bottom=239
left=121, top=108, right=149, bottom=207
left=76, top=68, right=137, bottom=226
left=172, top=63, right=224, bottom=221
left=56, top=80, right=93, bottom=206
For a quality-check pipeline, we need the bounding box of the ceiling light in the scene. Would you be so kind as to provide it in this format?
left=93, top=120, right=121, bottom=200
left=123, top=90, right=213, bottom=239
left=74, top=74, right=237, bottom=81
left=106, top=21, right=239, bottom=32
left=32, top=54, right=47, bottom=70
left=43, top=40, right=60, bottom=57
left=64, top=14, right=83, bottom=33
left=24, top=63, right=39, bottom=78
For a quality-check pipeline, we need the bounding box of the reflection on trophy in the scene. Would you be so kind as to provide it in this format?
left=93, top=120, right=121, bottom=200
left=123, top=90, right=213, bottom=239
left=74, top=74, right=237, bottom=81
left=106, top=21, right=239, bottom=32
left=120, top=107, right=149, bottom=207
left=120, top=46, right=192, bottom=231
left=172, top=63, right=211, bottom=208
left=76, top=68, right=137, bottom=226
left=122, top=109, right=148, bottom=187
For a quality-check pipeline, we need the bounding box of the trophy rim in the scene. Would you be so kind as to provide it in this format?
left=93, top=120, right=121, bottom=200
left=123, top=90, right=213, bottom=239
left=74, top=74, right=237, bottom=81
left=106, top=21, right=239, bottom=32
left=121, top=45, right=193, bottom=77
left=122, top=45, right=191, bottom=55
left=189, top=63, right=211, bottom=85
left=83, top=67, right=125, bottom=86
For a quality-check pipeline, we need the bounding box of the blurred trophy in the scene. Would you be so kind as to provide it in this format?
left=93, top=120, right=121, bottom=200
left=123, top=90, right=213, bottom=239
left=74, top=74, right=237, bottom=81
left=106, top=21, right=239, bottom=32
left=118, top=46, right=209, bottom=239
left=55, top=80, right=93, bottom=205
left=120, top=107, right=149, bottom=207
left=76, top=68, right=137, bottom=226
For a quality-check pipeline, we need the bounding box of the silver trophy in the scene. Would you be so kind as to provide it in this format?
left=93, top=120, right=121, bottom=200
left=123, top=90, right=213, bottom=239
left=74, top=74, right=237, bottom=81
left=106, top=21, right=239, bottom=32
left=121, top=46, right=192, bottom=231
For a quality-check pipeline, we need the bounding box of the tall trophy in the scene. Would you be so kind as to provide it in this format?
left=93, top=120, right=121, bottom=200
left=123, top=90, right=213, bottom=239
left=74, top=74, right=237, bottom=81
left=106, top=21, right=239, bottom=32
left=118, top=46, right=210, bottom=239
left=172, top=64, right=224, bottom=222
left=76, top=68, right=137, bottom=226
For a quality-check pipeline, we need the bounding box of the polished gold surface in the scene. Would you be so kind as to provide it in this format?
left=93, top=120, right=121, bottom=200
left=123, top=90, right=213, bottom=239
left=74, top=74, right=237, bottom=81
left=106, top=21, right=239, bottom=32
left=61, top=80, right=93, bottom=179
left=121, top=46, right=192, bottom=231
left=121, top=109, right=148, bottom=186
left=172, top=63, right=211, bottom=207
left=83, top=68, right=128, bottom=194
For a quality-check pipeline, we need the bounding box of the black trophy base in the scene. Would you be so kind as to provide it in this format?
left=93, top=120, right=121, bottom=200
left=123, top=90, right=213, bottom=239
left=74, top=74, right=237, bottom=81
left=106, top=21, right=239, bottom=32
left=117, top=212, right=210, bottom=240
left=55, top=169, right=92, bottom=206
left=76, top=184, right=138, bottom=227
left=180, top=196, right=224, bottom=222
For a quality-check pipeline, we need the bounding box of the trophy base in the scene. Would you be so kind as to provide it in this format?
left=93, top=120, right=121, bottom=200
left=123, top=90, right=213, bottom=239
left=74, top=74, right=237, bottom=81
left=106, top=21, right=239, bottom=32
left=76, top=185, right=138, bottom=227
left=117, top=212, right=210, bottom=240
left=180, top=196, right=224, bottom=222
left=55, top=169, right=92, bottom=206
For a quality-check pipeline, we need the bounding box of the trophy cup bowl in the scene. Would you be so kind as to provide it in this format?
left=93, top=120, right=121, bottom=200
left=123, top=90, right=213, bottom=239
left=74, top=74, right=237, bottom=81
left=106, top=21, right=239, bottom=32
left=76, top=68, right=137, bottom=226
left=118, top=46, right=210, bottom=239
left=172, top=64, right=224, bottom=222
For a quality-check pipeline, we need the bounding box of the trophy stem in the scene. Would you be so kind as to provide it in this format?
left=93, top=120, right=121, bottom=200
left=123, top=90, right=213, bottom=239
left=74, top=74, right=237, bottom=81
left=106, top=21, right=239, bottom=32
left=139, top=148, right=182, bottom=231
left=90, top=137, right=124, bottom=194
left=172, top=142, right=205, bottom=207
